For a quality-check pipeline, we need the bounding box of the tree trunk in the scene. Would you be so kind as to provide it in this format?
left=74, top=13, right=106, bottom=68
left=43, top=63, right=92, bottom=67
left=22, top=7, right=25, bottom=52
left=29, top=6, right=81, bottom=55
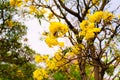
left=78, top=57, right=87, bottom=80
left=93, top=62, right=105, bottom=80
left=88, top=40, right=105, bottom=80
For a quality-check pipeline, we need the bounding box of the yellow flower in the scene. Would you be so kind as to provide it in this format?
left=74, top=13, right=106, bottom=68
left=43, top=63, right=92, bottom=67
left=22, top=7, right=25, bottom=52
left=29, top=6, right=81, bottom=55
left=6, top=20, right=14, bottom=28
left=72, top=45, right=80, bottom=54
left=42, top=55, right=49, bottom=61
left=85, top=31, right=95, bottom=40
left=29, top=6, right=37, bottom=14
left=10, top=0, right=15, bottom=6
left=56, top=59, right=66, bottom=67
left=92, top=28, right=101, bottom=32
left=102, top=11, right=114, bottom=22
left=46, top=59, right=57, bottom=70
left=88, top=11, right=103, bottom=23
left=49, top=22, right=68, bottom=37
left=45, top=36, right=59, bottom=47
left=92, top=0, right=100, bottom=5
left=79, top=31, right=85, bottom=36
left=59, top=42, right=64, bottom=47
left=10, top=0, right=22, bottom=7
left=80, top=20, right=89, bottom=30
left=24, top=0, right=28, bottom=2
left=54, top=50, right=62, bottom=60
left=88, top=22, right=95, bottom=28
left=79, top=19, right=101, bottom=40
left=64, top=52, right=75, bottom=58
left=48, top=12, right=54, bottom=20
left=33, top=68, right=48, bottom=80
left=35, top=54, right=43, bottom=63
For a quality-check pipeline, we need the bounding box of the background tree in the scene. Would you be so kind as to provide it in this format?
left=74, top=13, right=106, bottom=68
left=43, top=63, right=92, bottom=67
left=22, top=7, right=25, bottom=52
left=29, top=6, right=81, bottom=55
left=0, top=0, right=35, bottom=80
left=15, top=0, right=120, bottom=80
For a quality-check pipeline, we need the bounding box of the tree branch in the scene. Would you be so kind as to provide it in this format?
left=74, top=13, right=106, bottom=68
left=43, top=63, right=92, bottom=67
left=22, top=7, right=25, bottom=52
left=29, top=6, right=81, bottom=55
left=58, top=0, right=82, bottom=22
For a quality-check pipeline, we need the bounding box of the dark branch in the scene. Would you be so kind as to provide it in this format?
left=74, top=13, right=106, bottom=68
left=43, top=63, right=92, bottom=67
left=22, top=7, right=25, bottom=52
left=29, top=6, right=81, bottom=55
left=58, top=0, right=82, bottom=22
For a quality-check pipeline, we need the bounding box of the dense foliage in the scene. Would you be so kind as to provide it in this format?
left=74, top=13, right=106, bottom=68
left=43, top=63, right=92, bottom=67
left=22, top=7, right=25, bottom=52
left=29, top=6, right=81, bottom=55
left=0, top=0, right=35, bottom=80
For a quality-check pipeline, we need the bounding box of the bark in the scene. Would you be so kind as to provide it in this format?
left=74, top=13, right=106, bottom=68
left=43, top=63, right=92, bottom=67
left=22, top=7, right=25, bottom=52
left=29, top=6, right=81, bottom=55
left=89, top=40, right=105, bottom=80
left=78, top=57, right=87, bottom=80
left=93, top=60, right=105, bottom=80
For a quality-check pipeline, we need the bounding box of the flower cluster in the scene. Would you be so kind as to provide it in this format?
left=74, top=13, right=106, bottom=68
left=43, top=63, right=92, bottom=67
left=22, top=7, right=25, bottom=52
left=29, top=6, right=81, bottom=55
left=49, top=22, right=68, bottom=37
left=33, top=68, right=48, bottom=80
left=80, top=11, right=114, bottom=40
left=45, top=22, right=68, bottom=47
left=79, top=20, right=101, bottom=40
left=88, top=11, right=103, bottom=23
left=88, top=11, right=114, bottom=23
left=10, top=0, right=22, bottom=7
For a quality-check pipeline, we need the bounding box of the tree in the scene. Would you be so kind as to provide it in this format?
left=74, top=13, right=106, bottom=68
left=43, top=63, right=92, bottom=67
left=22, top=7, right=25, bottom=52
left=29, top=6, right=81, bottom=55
left=0, top=0, right=35, bottom=79
left=16, top=0, right=120, bottom=80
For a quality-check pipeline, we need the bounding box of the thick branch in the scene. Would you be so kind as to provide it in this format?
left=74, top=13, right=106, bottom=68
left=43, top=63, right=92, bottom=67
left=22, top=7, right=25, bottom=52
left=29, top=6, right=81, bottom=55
left=99, top=0, right=110, bottom=10
left=58, top=0, right=82, bottom=22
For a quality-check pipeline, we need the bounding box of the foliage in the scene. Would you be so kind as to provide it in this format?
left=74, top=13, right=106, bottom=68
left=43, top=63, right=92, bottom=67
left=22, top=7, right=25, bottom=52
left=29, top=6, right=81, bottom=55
left=9, top=0, right=120, bottom=80
left=0, top=0, right=35, bottom=80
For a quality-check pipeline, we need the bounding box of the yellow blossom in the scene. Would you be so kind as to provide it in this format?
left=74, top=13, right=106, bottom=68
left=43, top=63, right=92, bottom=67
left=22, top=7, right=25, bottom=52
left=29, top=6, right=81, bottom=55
left=45, top=36, right=59, bottom=47
left=48, top=12, right=54, bottom=20
left=42, top=55, right=49, bottom=61
left=102, top=11, right=114, bottom=22
left=85, top=31, right=95, bottom=40
left=6, top=20, right=14, bottom=28
left=33, top=68, right=48, bottom=80
left=92, top=0, right=100, bottom=5
left=79, top=31, right=86, bottom=36
left=72, top=45, right=80, bottom=54
left=59, top=42, right=64, bottom=47
left=35, top=54, right=43, bottom=63
left=54, top=50, right=62, bottom=60
left=46, top=59, right=57, bottom=70
left=24, top=0, right=28, bottom=2
left=80, top=20, right=89, bottom=30
left=79, top=19, right=101, bottom=40
left=49, top=22, right=68, bottom=37
left=29, top=6, right=37, bottom=14
left=79, top=44, right=85, bottom=50
left=92, top=28, right=101, bottom=32
left=88, top=11, right=103, bottom=23
left=10, top=0, right=22, bottom=7
left=56, top=59, right=66, bottom=67
left=65, top=52, right=75, bottom=58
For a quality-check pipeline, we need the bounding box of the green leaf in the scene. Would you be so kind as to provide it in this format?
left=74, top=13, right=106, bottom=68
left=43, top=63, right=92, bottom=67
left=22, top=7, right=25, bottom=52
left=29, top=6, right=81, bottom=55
left=53, top=71, right=67, bottom=80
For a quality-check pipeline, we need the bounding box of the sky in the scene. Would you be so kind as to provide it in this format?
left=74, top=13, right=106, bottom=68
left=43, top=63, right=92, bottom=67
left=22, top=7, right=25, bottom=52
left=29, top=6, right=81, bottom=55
left=24, top=0, right=120, bottom=55
left=24, top=18, right=58, bottom=55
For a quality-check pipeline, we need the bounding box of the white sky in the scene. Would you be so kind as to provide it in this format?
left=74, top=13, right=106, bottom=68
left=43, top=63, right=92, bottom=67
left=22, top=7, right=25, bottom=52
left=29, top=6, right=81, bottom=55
left=24, top=18, right=58, bottom=55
